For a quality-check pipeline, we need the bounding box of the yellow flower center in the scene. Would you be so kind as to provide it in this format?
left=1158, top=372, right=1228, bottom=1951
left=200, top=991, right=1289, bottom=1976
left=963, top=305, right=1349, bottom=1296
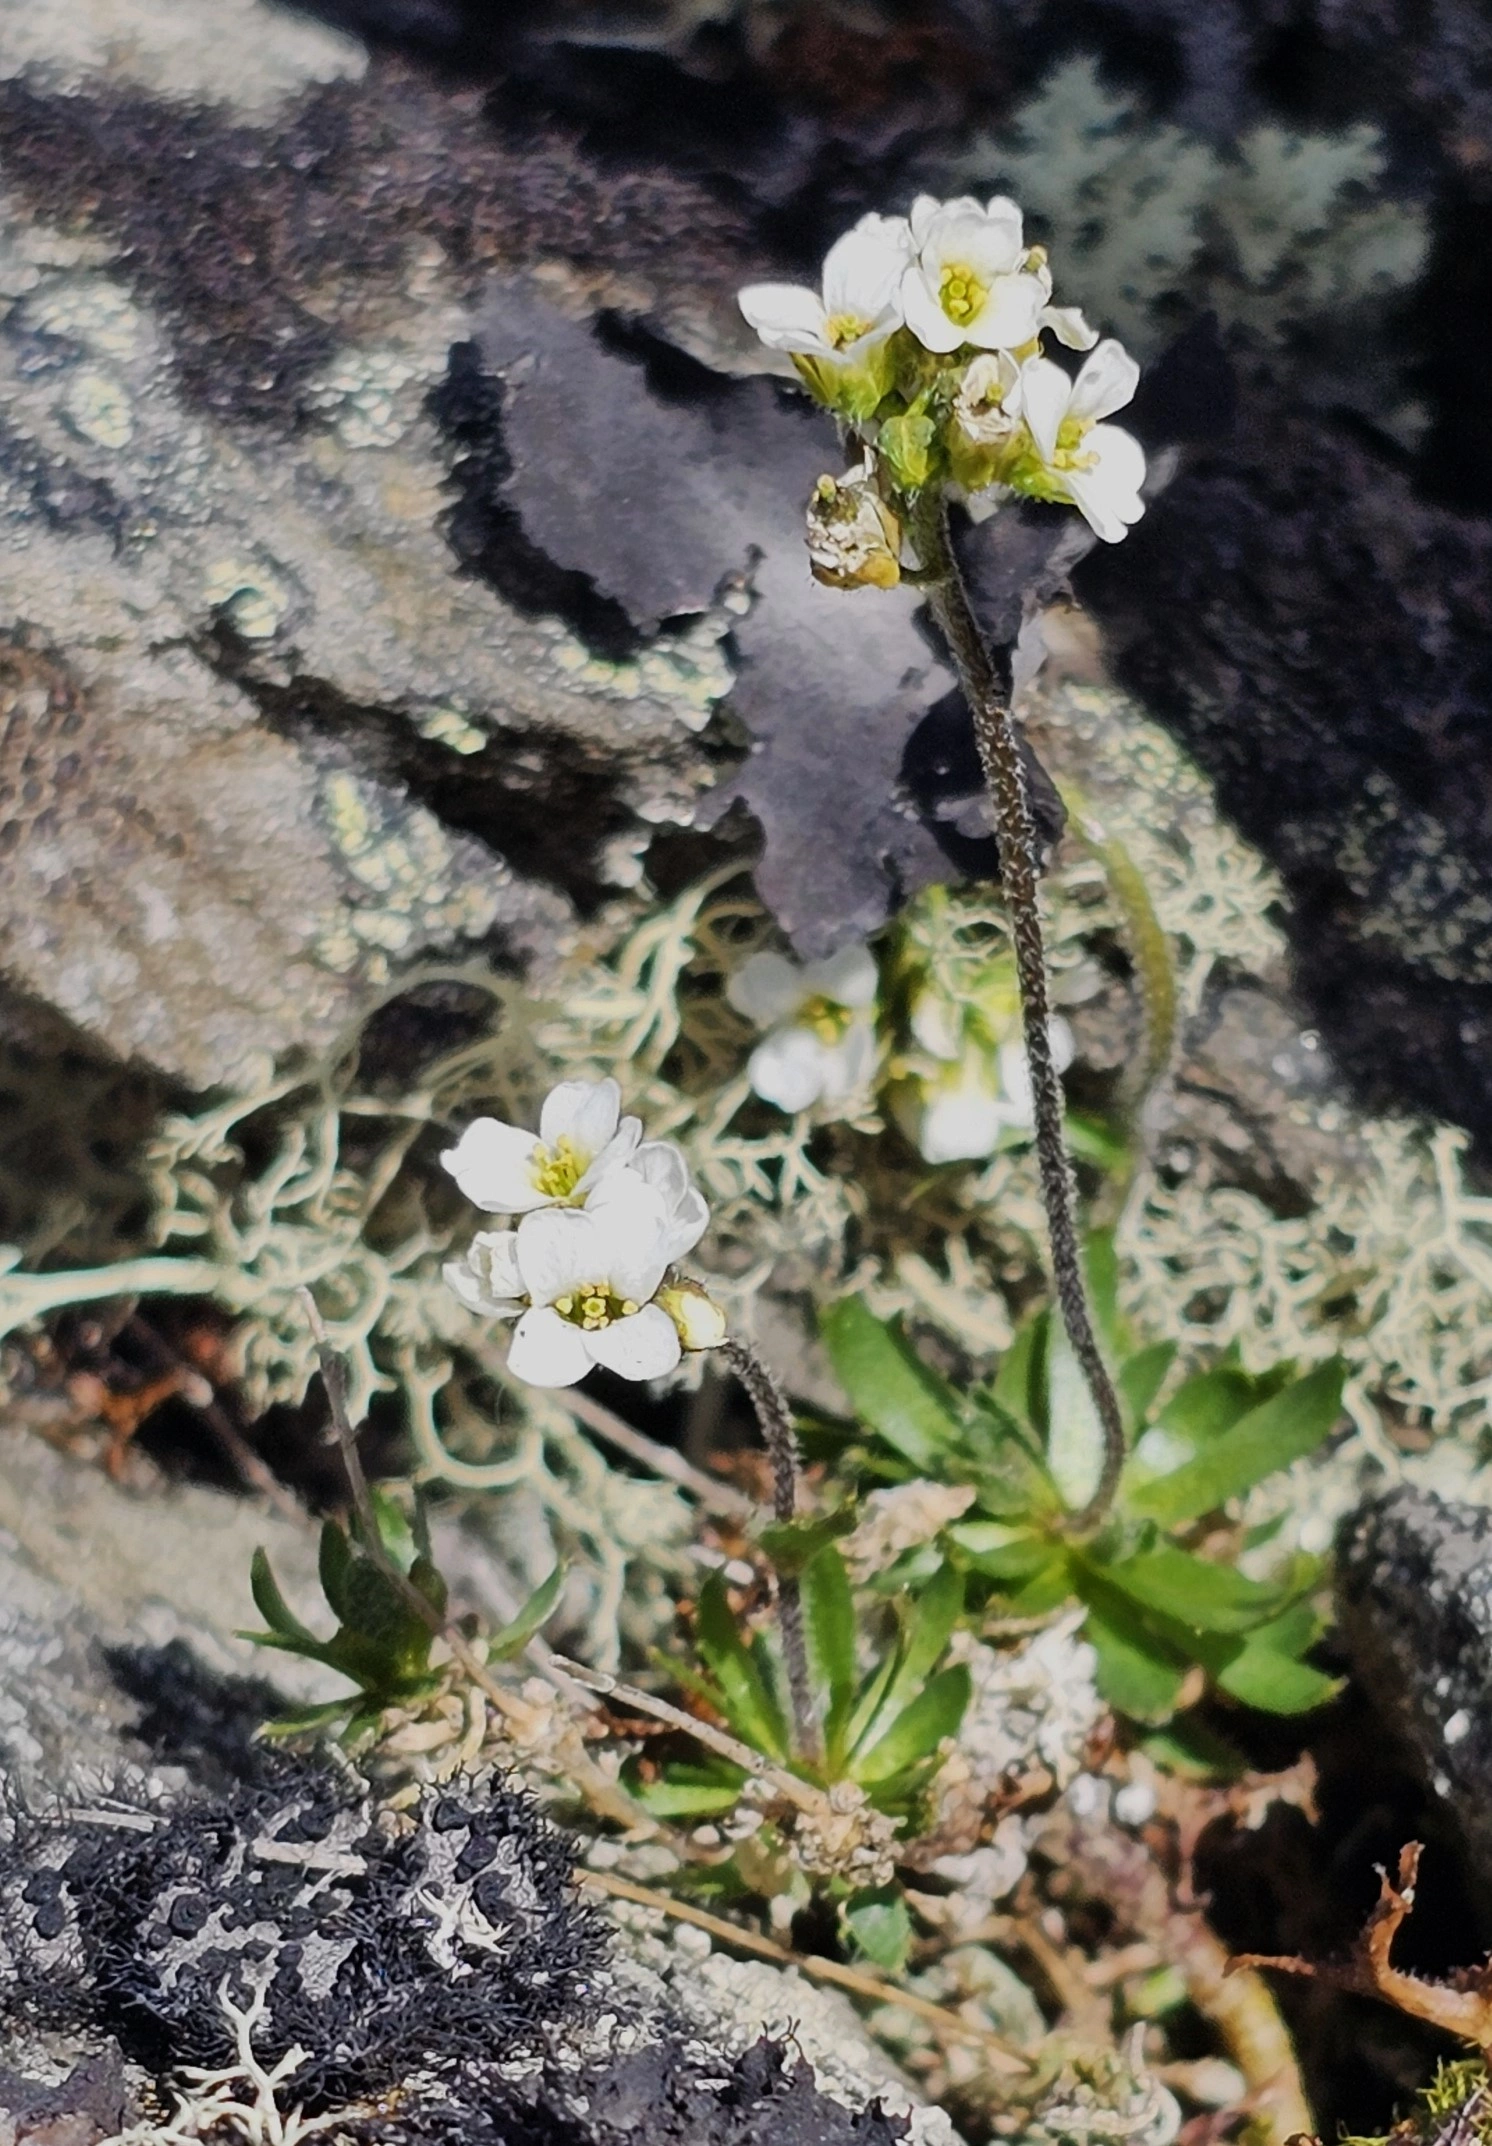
left=824, top=311, right=872, bottom=350
left=529, top=1134, right=588, bottom=1201
left=1050, top=415, right=1099, bottom=472
left=799, top=993, right=854, bottom=1045
left=552, top=1282, right=640, bottom=1332
left=938, top=264, right=988, bottom=327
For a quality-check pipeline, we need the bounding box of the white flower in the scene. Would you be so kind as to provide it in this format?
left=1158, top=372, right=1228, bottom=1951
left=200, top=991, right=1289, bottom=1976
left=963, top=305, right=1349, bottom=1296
left=442, top=1077, right=640, bottom=1215
left=899, top=193, right=1050, bottom=354
left=951, top=349, right=1023, bottom=449
left=1017, top=339, right=1146, bottom=543
left=917, top=1020, right=1074, bottom=1163
left=443, top=1177, right=682, bottom=1388
left=738, top=213, right=912, bottom=363
left=623, top=1137, right=710, bottom=1263
left=727, top=943, right=879, bottom=1114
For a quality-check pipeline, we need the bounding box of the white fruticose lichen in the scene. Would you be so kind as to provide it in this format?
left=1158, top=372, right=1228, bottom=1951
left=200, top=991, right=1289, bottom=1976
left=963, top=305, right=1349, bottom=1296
left=949, top=58, right=1427, bottom=375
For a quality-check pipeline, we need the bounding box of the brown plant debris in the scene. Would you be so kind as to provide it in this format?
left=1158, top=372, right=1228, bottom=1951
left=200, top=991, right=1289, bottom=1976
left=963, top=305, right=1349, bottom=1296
left=1231, top=1843, right=1492, bottom=2057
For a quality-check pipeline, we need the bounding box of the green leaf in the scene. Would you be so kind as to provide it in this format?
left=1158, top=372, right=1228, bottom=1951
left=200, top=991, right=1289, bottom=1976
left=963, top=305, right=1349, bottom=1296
left=1213, top=1646, right=1341, bottom=1715
left=1095, top=1545, right=1295, bottom=1635
left=1140, top=1720, right=1247, bottom=1780
left=878, top=409, right=937, bottom=491
left=249, top=1548, right=322, bottom=1651
left=489, top=1564, right=566, bottom=1661
left=695, top=1573, right=791, bottom=1762
left=843, top=1887, right=913, bottom=1973
left=1081, top=1593, right=1189, bottom=1724
left=407, top=1552, right=448, bottom=1623
left=1064, top=1112, right=1132, bottom=1173
left=1119, top=1342, right=1177, bottom=1429
left=317, top=1522, right=356, bottom=1623
left=856, top=1664, right=970, bottom=1785
left=1047, top=1315, right=1110, bottom=1513
left=1082, top=1231, right=1129, bottom=1360
left=999, top=1551, right=1077, bottom=1617
left=631, top=1760, right=747, bottom=1818
left=991, top=1309, right=1045, bottom=1434
left=948, top=1522, right=1055, bottom=1582
left=802, top=1549, right=857, bottom=1763
left=821, top=1301, right=965, bottom=1471
left=1155, top=1366, right=1269, bottom=1444
left=257, top=1698, right=356, bottom=1742
left=871, top=1561, right=963, bottom=1736
left=758, top=1506, right=858, bottom=1578
left=367, top=1486, right=418, bottom=1571
left=1124, top=1360, right=1344, bottom=1526
left=963, top=1402, right=1057, bottom=1518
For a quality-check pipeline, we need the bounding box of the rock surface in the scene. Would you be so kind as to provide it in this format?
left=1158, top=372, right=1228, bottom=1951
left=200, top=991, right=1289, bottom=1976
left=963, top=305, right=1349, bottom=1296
left=0, top=1428, right=951, bottom=2143
left=1336, top=1486, right=1492, bottom=1896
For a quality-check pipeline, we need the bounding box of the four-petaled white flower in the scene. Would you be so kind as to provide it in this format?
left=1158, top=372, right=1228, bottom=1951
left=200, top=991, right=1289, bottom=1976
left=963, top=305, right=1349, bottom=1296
left=1017, top=339, right=1146, bottom=544
left=442, top=1077, right=641, bottom=1215
left=916, top=1020, right=1075, bottom=1164
left=899, top=193, right=1050, bottom=354
left=738, top=213, right=912, bottom=364
left=443, top=1175, right=684, bottom=1388
left=727, top=944, right=879, bottom=1114
left=952, top=349, right=1024, bottom=449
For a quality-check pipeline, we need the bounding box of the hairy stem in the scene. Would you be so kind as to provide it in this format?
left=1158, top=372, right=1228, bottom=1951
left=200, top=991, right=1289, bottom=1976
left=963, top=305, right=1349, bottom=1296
left=919, top=500, right=1126, bottom=1528
left=723, top=1335, right=820, bottom=1762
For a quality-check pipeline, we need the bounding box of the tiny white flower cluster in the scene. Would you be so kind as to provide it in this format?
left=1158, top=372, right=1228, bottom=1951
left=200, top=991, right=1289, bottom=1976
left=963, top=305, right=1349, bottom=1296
left=441, top=1078, right=723, bottom=1387
left=738, top=193, right=1145, bottom=563
left=725, top=943, right=878, bottom=1114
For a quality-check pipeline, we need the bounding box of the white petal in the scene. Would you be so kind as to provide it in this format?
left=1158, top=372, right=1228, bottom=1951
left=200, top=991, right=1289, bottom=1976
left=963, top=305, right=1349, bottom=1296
left=898, top=265, right=966, bottom=353
left=1016, top=356, right=1071, bottom=463
left=1069, top=338, right=1139, bottom=425
left=819, top=1016, right=878, bottom=1103
left=920, top=1078, right=1005, bottom=1163
left=584, top=1177, right=672, bottom=1305
left=442, top=1250, right=523, bottom=1319
left=539, top=1077, right=621, bottom=1157
left=465, top=1227, right=525, bottom=1298
left=747, top=1028, right=828, bottom=1112
left=507, top=1307, right=593, bottom=1388
left=660, top=1186, right=710, bottom=1262
left=1064, top=425, right=1147, bottom=543
left=727, top=949, right=806, bottom=1026
left=1040, top=303, right=1098, bottom=351
left=514, top=1206, right=607, bottom=1307
left=573, top=1118, right=643, bottom=1195
left=924, top=208, right=1024, bottom=281
left=737, top=282, right=833, bottom=354
left=1050, top=1014, right=1077, bottom=1075
left=441, top=1118, right=546, bottom=1213
left=821, top=214, right=913, bottom=320
left=584, top=1304, right=682, bottom=1383
left=627, top=1142, right=710, bottom=1258
left=908, top=193, right=949, bottom=247
left=996, top=1039, right=1037, bottom=1125
left=965, top=272, right=1046, bottom=351
left=802, top=941, right=877, bottom=1009
left=981, top=194, right=1027, bottom=250
left=910, top=990, right=963, bottom=1060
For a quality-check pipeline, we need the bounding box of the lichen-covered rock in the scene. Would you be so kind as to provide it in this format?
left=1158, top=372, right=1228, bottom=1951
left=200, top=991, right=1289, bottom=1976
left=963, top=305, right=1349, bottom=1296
left=0, top=1431, right=953, bottom=2143
left=1336, top=1486, right=1492, bottom=1898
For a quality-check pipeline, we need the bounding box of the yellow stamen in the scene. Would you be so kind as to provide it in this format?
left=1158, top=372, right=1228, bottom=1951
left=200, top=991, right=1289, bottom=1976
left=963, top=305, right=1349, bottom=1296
left=530, top=1134, right=588, bottom=1201
left=824, top=312, right=871, bottom=350
left=554, top=1281, right=637, bottom=1333
left=799, top=992, right=854, bottom=1045
left=939, top=264, right=988, bottom=327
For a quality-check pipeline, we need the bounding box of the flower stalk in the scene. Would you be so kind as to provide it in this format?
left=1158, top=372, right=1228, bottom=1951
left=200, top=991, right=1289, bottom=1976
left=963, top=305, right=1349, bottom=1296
left=914, top=496, right=1126, bottom=1528
left=723, top=1333, right=820, bottom=1762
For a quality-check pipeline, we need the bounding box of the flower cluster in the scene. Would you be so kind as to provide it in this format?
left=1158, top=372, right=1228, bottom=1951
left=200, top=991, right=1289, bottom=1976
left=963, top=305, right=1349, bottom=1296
left=442, top=1079, right=723, bottom=1387
left=726, top=943, right=878, bottom=1114
left=738, top=193, right=1145, bottom=572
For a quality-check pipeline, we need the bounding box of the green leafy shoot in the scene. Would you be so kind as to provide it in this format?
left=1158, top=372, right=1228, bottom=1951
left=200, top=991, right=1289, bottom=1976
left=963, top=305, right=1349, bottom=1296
left=823, top=1268, right=1347, bottom=1733
left=242, top=1488, right=564, bottom=1745
left=632, top=1555, right=970, bottom=1824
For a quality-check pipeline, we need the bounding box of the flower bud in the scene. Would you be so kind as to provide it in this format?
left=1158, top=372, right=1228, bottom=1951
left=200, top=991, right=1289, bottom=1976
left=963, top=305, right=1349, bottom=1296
left=657, top=1279, right=728, bottom=1352
left=805, top=468, right=902, bottom=590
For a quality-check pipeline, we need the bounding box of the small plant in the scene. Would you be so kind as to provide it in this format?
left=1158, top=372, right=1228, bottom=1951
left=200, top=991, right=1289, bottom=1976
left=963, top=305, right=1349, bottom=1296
left=632, top=1555, right=971, bottom=1971
left=822, top=1248, right=1345, bottom=1728
left=244, top=1488, right=563, bottom=1746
